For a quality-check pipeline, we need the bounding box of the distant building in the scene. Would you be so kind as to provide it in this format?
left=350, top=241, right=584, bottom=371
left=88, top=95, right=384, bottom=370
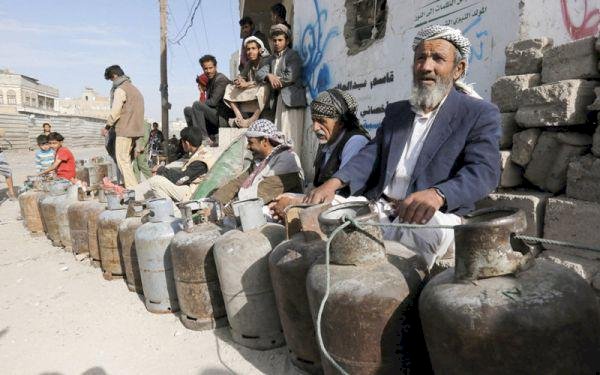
left=57, top=87, right=110, bottom=120
left=0, top=69, right=58, bottom=115
left=169, top=118, right=187, bottom=138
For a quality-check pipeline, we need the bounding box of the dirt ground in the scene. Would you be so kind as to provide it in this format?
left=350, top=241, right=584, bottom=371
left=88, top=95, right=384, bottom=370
left=0, top=147, right=303, bottom=375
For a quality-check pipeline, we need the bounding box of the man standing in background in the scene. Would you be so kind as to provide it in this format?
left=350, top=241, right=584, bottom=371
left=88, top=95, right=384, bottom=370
left=103, top=65, right=145, bottom=189
left=132, top=121, right=152, bottom=181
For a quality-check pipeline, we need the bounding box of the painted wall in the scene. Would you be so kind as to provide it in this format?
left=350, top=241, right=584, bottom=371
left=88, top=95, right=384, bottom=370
left=291, top=0, right=599, bottom=177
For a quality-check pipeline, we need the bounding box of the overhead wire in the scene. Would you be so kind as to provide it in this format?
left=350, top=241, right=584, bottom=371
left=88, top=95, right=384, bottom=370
left=169, top=0, right=202, bottom=45
left=183, top=0, right=204, bottom=55
left=167, top=4, right=198, bottom=75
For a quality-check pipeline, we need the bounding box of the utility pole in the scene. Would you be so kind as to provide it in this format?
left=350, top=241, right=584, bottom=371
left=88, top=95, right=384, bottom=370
left=159, top=0, right=170, bottom=140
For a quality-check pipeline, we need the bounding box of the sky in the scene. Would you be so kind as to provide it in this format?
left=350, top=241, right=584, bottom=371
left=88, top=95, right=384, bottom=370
left=0, top=0, right=241, bottom=122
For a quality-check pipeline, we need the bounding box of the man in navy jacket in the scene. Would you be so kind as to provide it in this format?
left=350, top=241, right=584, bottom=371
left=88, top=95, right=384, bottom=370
left=306, top=25, right=501, bottom=268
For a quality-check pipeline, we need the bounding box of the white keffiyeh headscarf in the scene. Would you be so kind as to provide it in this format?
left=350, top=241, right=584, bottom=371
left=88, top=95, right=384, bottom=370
left=413, top=25, right=481, bottom=99
left=245, top=119, right=290, bottom=146
left=244, top=36, right=270, bottom=58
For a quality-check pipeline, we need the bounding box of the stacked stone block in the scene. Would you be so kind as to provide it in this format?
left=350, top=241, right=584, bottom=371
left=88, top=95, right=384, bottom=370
left=481, top=34, right=600, bottom=299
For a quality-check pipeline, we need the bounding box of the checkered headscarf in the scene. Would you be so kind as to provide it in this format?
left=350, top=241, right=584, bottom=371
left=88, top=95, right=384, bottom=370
left=245, top=119, right=288, bottom=145
left=413, top=25, right=482, bottom=98
left=310, top=89, right=357, bottom=119
left=413, top=25, right=471, bottom=64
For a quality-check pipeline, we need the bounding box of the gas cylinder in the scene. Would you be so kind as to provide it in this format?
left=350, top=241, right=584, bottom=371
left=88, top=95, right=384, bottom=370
left=75, top=160, right=90, bottom=186
left=268, top=203, right=330, bottom=374
left=213, top=198, right=286, bottom=350
left=68, top=190, right=104, bottom=256
left=86, top=196, right=107, bottom=268
left=55, top=184, right=80, bottom=250
left=306, top=202, right=430, bottom=374
left=19, top=176, right=48, bottom=235
left=39, top=180, right=72, bottom=247
left=135, top=198, right=183, bottom=313
left=118, top=201, right=148, bottom=294
left=419, top=207, right=600, bottom=374
left=97, top=192, right=128, bottom=280
left=171, top=199, right=228, bottom=330
left=87, top=158, right=108, bottom=189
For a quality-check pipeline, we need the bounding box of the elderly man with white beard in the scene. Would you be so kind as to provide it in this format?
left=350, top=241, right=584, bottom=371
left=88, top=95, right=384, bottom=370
left=305, top=25, right=501, bottom=270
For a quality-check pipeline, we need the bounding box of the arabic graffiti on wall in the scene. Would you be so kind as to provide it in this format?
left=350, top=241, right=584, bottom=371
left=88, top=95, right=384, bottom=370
left=560, top=0, right=599, bottom=40
left=414, top=1, right=490, bottom=66
left=298, top=0, right=340, bottom=100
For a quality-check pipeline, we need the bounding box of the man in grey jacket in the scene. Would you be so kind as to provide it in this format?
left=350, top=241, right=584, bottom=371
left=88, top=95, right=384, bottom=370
left=184, top=55, right=233, bottom=146
left=256, top=24, right=307, bottom=151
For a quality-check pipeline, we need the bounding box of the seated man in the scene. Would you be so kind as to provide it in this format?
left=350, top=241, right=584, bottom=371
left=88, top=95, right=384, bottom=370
left=269, top=89, right=370, bottom=218
left=238, top=16, right=270, bottom=72
left=184, top=55, right=233, bottom=146
left=255, top=24, right=306, bottom=150
left=306, top=25, right=501, bottom=269
left=211, top=119, right=304, bottom=211
left=135, top=127, right=214, bottom=203
left=224, top=36, right=271, bottom=128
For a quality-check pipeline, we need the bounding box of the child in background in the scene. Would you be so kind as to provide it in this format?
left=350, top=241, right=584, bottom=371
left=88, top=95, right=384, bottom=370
left=34, top=134, right=55, bottom=173
left=39, top=132, right=76, bottom=180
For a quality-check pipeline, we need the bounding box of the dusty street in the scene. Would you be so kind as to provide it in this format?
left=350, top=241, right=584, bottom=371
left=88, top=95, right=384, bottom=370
left=0, top=147, right=302, bottom=375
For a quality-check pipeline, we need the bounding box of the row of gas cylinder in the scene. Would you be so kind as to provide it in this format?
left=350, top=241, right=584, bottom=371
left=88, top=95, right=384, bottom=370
left=18, top=176, right=600, bottom=374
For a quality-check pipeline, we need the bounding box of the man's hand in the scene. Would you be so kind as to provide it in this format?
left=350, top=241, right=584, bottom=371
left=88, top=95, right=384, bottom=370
left=151, top=165, right=160, bottom=175
left=268, top=193, right=303, bottom=221
left=395, top=188, right=445, bottom=224
left=303, top=179, right=343, bottom=204
left=234, top=77, right=249, bottom=89
left=267, top=74, right=283, bottom=89
left=100, top=127, right=108, bottom=137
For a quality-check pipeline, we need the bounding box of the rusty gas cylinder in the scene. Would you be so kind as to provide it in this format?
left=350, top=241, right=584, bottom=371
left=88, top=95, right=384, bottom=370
left=68, top=190, right=103, bottom=256
left=118, top=201, right=148, bottom=294
left=56, top=184, right=80, bottom=251
left=268, top=203, right=330, bottom=374
left=19, top=176, right=47, bottom=235
left=75, top=160, right=90, bottom=185
left=419, top=207, right=600, bottom=374
left=171, top=199, right=228, bottom=330
left=87, top=193, right=108, bottom=268
left=97, top=192, right=127, bottom=280
left=306, top=202, right=430, bottom=374
left=213, top=198, right=286, bottom=350
left=86, top=157, right=109, bottom=189
left=135, top=198, right=183, bottom=313
left=39, top=180, right=72, bottom=247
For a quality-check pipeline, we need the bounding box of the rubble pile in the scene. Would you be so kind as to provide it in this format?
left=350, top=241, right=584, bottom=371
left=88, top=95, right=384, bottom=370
left=480, top=34, right=600, bottom=297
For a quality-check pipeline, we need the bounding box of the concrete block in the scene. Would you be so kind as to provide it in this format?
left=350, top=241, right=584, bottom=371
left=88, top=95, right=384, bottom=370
left=567, top=154, right=600, bottom=204
left=524, top=132, right=591, bottom=193
left=593, top=120, right=600, bottom=157
left=505, top=38, right=553, bottom=75
left=491, top=74, right=541, bottom=112
left=500, top=151, right=523, bottom=187
left=541, top=250, right=600, bottom=283
left=500, top=113, right=518, bottom=149
left=476, top=190, right=552, bottom=237
left=511, top=128, right=542, bottom=167
left=543, top=196, right=600, bottom=260
left=516, top=80, right=598, bottom=127
left=541, top=36, right=600, bottom=83
left=588, top=87, right=600, bottom=111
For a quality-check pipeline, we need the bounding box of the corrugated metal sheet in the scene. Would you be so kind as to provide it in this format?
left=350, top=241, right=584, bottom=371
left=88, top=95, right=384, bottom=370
left=0, top=113, right=104, bottom=150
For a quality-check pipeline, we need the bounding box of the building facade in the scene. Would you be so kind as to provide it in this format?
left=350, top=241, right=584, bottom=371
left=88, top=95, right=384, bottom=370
left=56, top=87, right=110, bottom=120
left=0, top=69, right=59, bottom=115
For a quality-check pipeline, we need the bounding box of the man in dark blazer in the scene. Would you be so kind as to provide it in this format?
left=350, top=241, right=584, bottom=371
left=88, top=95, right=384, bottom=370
left=256, top=23, right=307, bottom=150
left=306, top=25, right=501, bottom=268
left=184, top=55, right=233, bottom=146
